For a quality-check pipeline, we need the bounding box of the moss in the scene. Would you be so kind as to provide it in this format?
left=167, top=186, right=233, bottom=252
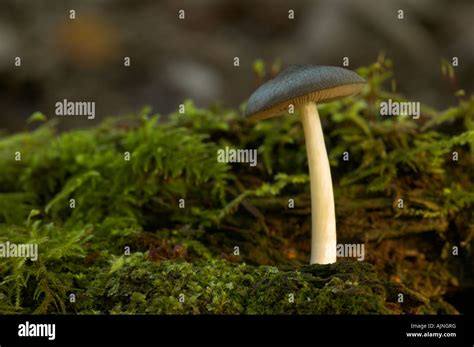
left=80, top=253, right=437, bottom=314
left=0, top=57, right=473, bottom=314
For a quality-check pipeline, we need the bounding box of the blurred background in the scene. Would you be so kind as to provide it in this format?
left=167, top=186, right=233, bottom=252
left=0, top=0, right=473, bottom=131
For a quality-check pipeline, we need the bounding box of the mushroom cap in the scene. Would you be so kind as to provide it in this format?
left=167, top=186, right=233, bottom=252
left=245, top=65, right=366, bottom=121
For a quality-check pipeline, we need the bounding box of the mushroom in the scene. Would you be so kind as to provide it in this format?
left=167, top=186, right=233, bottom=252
left=245, top=65, right=365, bottom=264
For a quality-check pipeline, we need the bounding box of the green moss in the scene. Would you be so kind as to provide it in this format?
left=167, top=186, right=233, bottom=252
left=0, top=57, right=473, bottom=314
left=78, top=253, right=439, bottom=315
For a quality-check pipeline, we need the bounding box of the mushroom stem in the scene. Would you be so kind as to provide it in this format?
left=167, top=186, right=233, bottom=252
left=300, top=102, right=337, bottom=264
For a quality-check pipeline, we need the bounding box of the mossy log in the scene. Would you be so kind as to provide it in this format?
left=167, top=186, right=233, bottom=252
left=81, top=254, right=452, bottom=315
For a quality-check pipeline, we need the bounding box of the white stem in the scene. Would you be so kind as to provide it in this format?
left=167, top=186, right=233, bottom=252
left=300, top=102, right=337, bottom=264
